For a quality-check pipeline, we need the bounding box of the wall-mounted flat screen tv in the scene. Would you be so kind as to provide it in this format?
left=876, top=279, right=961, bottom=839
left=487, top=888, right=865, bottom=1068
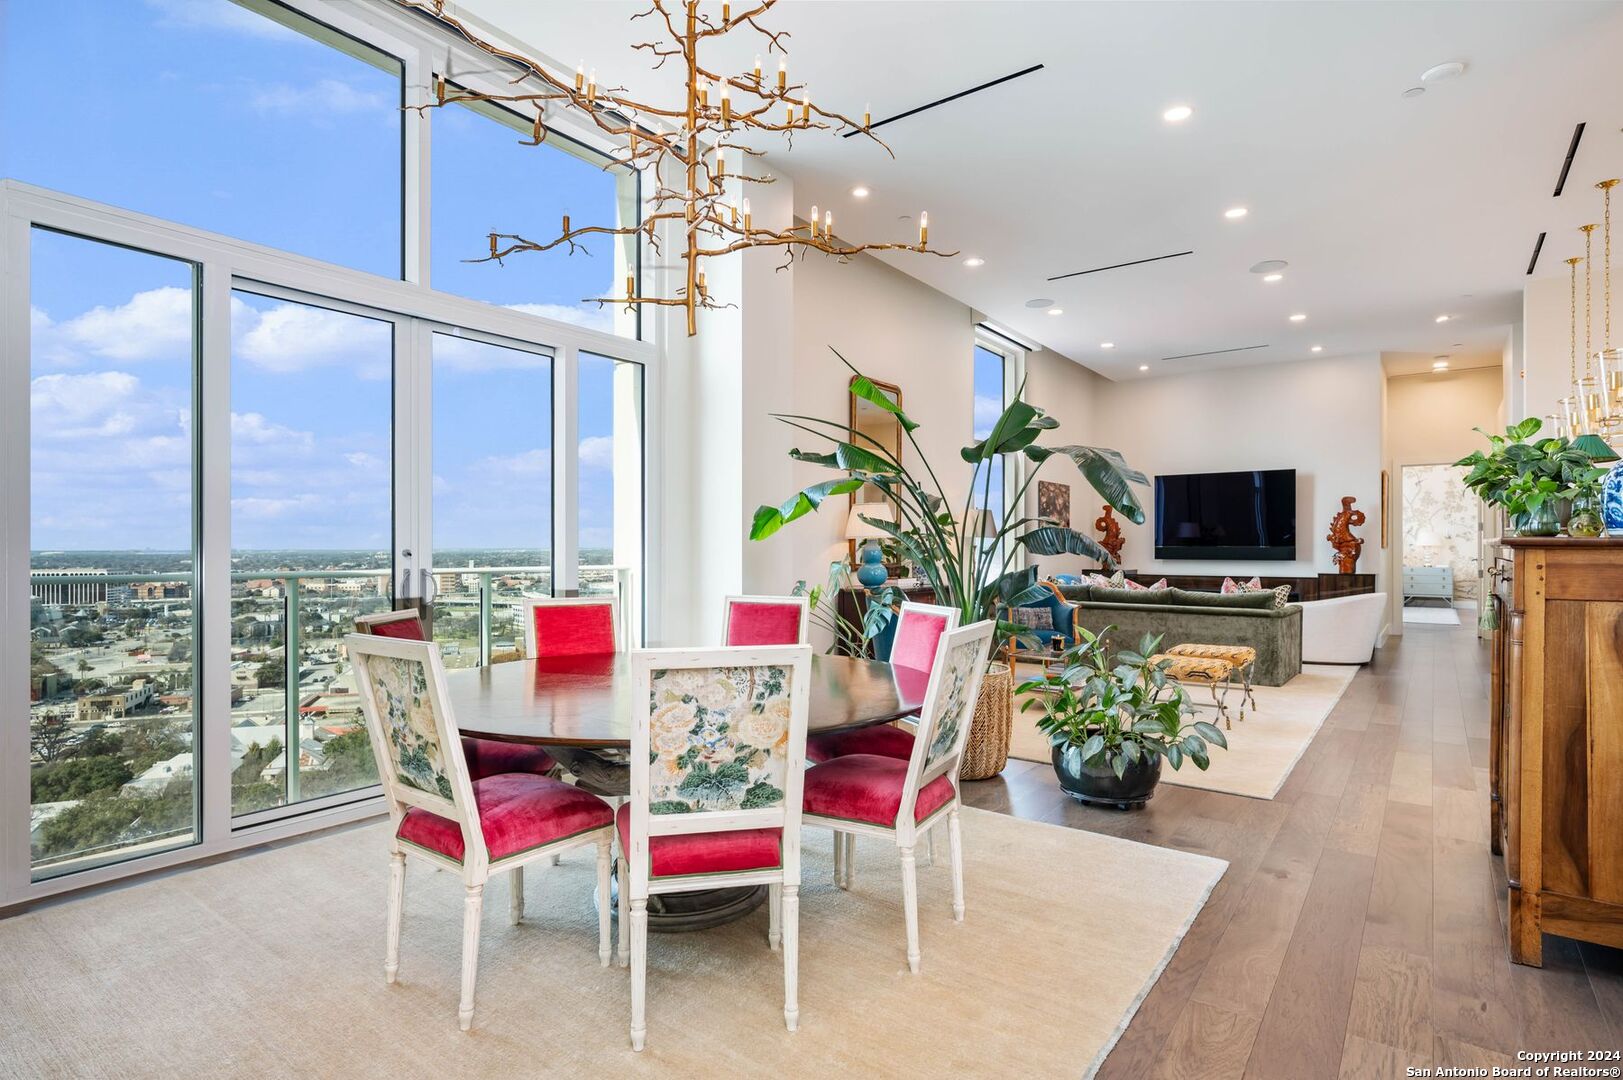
left=1154, top=469, right=1297, bottom=560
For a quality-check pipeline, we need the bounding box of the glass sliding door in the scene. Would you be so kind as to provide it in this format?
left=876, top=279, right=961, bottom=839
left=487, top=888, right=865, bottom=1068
left=429, top=332, right=554, bottom=667
left=229, top=289, right=393, bottom=815
left=577, top=353, right=645, bottom=638
left=27, top=229, right=200, bottom=880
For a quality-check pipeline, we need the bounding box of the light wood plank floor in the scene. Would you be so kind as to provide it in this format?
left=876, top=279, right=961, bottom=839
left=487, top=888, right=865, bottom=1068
left=962, top=618, right=1623, bottom=1078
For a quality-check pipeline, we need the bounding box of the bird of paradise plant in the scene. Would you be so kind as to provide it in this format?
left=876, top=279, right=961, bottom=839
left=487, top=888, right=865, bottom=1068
left=750, top=348, right=1148, bottom=646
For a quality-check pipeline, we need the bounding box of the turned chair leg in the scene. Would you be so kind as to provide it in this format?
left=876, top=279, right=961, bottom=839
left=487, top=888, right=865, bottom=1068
left=596, top=840, right=612, bottom=967
left=925, top=828, right=936, bottom=867
left=629, top=898, right=649, bottom=1051
left=616, top=857, right=630, bottom=968
left=900, top=845, right=920, bottom=974
left=948, top=811, right=965, bottom=921
left=843, top=832, right=856, bottom=889
left=508, top=865, right=524, bottom=925
left=832, top=830, right=844, bottom=886
left=782, top=884, right=801, bottom=1032
left=549, top=852, right=561, bottom=866
left=768, top=882, right=782, bottom=950
left=384, top=850, right=405, bottom=984
left=458, top=883, right=485, bottom=1031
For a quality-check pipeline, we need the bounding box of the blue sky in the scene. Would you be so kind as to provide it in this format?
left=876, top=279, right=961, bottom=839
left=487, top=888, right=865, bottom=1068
left=8, top=0, right=633, bottom=556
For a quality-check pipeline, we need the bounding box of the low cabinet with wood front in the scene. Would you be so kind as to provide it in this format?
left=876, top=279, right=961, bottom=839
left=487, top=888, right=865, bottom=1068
left=1490, top=537, right=1623, bottom=966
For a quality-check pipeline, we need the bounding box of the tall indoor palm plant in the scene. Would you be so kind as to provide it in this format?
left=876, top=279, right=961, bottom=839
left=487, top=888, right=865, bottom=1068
left=750, top=349, right=1148, bottom=643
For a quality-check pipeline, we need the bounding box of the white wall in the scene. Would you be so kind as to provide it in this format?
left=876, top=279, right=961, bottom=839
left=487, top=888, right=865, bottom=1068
left=1523, top=270, right=1622, bottom=426
left=1089, top=354, right=1389, bottom=601
left=1019, top=346, right=1108, bottom=579
left=1382, top=364, right=1503, bottom=633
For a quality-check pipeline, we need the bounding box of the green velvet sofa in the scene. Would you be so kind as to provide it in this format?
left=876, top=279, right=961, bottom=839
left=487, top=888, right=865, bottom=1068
left=1047, top=583, right=1303, bottom=686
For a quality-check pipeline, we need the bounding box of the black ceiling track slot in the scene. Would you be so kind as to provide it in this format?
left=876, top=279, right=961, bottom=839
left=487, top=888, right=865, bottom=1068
left=1527, top=231, right=1547, bottom=275
left=1048, top=250, right=1194, bottom=282
left=1159, top=344, right=1270, bottom=362
left=842, top=64, right=1044, bottom=136
left=1554, top=122, right=1586, bottom=197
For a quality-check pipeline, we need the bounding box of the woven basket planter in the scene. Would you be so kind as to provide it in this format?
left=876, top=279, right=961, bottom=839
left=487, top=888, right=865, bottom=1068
left=959, top=661, right=1013, bottom=780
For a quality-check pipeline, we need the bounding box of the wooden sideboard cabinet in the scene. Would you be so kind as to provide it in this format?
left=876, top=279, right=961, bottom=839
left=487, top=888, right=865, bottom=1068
left=1489, top=537, right=1623, bottom=966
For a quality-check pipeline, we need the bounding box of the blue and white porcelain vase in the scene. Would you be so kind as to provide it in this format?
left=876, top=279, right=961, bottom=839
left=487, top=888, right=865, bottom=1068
left=1603, top=460, right=1623, bottom=536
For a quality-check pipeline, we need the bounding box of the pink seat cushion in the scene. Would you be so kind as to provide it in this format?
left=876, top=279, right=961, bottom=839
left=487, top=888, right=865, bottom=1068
left=725, top=601, right=803, bottom=646
left=805, top=724, right=915, bottom=764
left=396, top=774, right=612, bottom=863
left=802, top=753, right=956, bottom=828
left=616, top=804, right=782, bottom=879
left=461, top=737, right=556, bottom=782
left=891, top=612, right=950, bottom=674
left=533, top=603, right=617, bottom=657
left=365, top=615, right=425, bottom=640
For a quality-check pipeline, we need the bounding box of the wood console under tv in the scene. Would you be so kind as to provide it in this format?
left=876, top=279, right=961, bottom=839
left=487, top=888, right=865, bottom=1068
left=1119, top=572, right=1376, bottom=602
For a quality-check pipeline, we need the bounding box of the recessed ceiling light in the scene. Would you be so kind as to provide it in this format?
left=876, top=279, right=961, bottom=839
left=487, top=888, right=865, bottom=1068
left=1421, top=61, right=1466, bottom=83
left=1432, top=360, right=1450, bottom=371
left=850, top=185, right=870, bottom=198
left=1452, top=342, right=1464, bottom=347
left=1435, top=314, right=1450, bottom=323
left=1025, top=298, right=1054, bottom=309
left=1138, top=364, right=1150, bottom=372
left=1162, top=104, right=1193, bottom=123
left=1100, top=342, right=1115, bottom=349
left=963, top=257, right=984, bottom=268
left=1224, top=207, right=1249, bottom=220
left=1310, top=345, right=1323, bottom=353
left=1402, top=86, right=1426, bottom=99
left=1263, top=273, right=1284, bottom=283
left=1289, top=313, right=1307, bottom=322
left=1249, top=259, right=1288, bottom=274
left=1048, top=308, right=1064, bottom=316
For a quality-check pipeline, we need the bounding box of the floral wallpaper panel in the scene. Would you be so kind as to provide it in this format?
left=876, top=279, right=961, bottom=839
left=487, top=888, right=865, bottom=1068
left=1401, top=464, right=1480, bottom=600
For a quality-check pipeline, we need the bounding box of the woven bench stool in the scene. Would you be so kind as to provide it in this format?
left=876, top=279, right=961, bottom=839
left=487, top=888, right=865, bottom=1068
left=1148, top=653, right=1235, bottom=730
left=1166, top=643, right=1258, bottom=723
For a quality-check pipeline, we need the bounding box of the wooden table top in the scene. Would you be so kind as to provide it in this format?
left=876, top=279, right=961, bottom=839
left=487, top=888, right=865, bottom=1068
left=445, top=652, right=929, bottom=748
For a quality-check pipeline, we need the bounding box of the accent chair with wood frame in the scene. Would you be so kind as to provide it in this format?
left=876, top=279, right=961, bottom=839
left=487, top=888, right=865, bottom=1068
left=800, top=619, right=996, bottom=974
left=346, top=633, right=616, bottom=1032
left=616, top=643, right=814, bottom=1051
left=520, top=595, right=622, bottom=658
left=721, top=594, right=811, bottom=646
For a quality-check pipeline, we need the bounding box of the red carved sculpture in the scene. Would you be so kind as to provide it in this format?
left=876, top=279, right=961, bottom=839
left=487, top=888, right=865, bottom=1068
left=1094, top=505, right=1125, bottom=566
left=1327, top=496, right=1366, bottom=574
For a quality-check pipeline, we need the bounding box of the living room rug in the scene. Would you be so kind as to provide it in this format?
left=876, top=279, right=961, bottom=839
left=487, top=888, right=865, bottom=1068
left=0, top=808, right=1225, bottom=1080
left=1403, top=605, right=1461, bottom=625
left=1009, top=663, right=1358, bottom=800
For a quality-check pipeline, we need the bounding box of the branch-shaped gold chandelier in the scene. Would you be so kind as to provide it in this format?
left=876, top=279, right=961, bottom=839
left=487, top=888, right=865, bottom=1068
left=400, top=0, right=958, bottom=335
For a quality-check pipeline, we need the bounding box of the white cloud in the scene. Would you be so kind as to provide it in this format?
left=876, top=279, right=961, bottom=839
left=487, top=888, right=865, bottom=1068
left=973, top=394, right=1003, bottom=435
left=231, top=494, right=324, bottom=521
left=505, top=303, right=616, bottom=335
left=146, top=0, right=300, bottom=40
left=433, top=335, right=552, bottom=373
left=476, top=448, right=552, bottom=478
left=578, top=435, right=615, bottom=470
left=31, top=372, right=144, bottom=438
left=233, top=298, right=391, bottom=377
left=345, top=451, right=383, bottom=470
left=249, top=79, right=391, bottom=117
left=36, top=286, right=193, bottom=365
left=231, top=411, right=314, bottom=453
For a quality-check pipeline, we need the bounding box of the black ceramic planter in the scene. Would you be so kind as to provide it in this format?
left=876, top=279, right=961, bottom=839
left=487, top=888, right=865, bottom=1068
left=1051, top=743, right=1163, bottom=810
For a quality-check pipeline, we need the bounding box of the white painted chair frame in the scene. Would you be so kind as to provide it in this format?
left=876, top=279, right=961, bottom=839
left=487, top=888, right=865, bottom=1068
left=720, top=593, right=812, bottom=645
left=353, top=608, right=427, bottom=636
left=519, top=594, right=623, bottom=658
left=617, top=644, right=814, bottom=1052
left=346, top=634, right=616, bottom=1032
left=805, top=620, right=995, bottom=974
left=829, top=599, right=962, bottom=880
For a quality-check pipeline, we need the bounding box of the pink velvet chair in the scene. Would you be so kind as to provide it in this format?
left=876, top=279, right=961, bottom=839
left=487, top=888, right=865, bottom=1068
left=355, top=611, right=557, bottom=784
left=346, top=633, right=616, bottom=1031
left=722, top=594, right=810, bottom=646
left=521, top=596, right=621, bottom=658
left=804, top=601, right=960, bottom=765
left=616, top=643, right=813, bottom=1051
left=800, top=620, right=995, bottom=974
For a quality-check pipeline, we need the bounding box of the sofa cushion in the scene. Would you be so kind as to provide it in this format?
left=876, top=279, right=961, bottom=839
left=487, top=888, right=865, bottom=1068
left=1165, top=587, right=1277, bottom=610
left=1009, top=606, right=1055, bottom=630
left=1089, top=587, right=1167, bottom=605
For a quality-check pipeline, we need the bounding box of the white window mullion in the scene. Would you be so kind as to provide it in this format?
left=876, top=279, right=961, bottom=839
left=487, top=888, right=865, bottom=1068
left=399, top=318, right=434, bottom=610
left=0, top=205, right=33, bottom=906
left=197, top=260, right=233, bottom=845
left=554, top=345, right=580, bottom=596
left=403, top=41, right=430, bottom=286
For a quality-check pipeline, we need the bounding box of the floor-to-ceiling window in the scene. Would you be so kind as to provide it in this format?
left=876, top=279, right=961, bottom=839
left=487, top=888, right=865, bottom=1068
left=2, top=0, right=654, bottom=904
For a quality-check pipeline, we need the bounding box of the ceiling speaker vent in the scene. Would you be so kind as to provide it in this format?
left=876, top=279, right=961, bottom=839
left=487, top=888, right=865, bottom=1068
left=1554, top=122, right=1585, bottom=197
left=1527, top=231, right=1547, bottom=276
left=1159, top=344, right=1269, bottom=362
left=1049, top=250, right=1193, bottom=282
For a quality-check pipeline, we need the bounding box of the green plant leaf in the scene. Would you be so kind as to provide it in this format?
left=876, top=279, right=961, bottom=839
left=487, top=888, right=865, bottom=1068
left=847, top=371, right=920, bottom=432
left=1025, top=444, right=1149, bottom=524
left=1017, top=526, right=1113, bottom=566
left=1080, top=732, right=1107, bottom=763
left=1191, top=721, right=1228, bottom=750
left=749, top=476, right=865, bottom=539
left=961, top=400, right=1041, bottom=462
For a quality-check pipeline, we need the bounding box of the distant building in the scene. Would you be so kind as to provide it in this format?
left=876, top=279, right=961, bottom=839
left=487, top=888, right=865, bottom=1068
left=31, top=568, right=108, bottom=605
left=73, top=679, right=155, bottom=722
left=131, top=582, right=188, bottom=601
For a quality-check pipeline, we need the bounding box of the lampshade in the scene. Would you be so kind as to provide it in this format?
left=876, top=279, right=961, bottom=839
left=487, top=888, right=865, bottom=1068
left=962, top=507, right=998, bottom=539
left=1571, top=432, right=1621, bottom=463
left=846, top=502, right=895, bottom=540
left=1413, top=527, right=1444, bottom=548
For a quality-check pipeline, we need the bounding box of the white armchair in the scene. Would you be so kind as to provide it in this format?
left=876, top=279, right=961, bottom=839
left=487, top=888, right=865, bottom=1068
left=1299, top=592, right=1387, bottom=664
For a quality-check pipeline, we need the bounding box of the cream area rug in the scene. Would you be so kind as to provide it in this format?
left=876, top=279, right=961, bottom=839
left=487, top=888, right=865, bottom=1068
left=0, top=808, right=1225, bottom=1080
left=1403, top=605, right=1461, bottom=625
left=1010, top=663, right=1358, bottom=800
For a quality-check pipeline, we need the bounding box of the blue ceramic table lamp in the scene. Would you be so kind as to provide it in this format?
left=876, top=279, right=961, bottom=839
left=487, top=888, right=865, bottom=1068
left=846, top=502, right=895, bottom=588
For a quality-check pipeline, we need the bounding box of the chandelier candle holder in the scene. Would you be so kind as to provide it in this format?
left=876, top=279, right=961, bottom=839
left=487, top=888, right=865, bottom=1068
left=399, top=0, right=958, bottom=335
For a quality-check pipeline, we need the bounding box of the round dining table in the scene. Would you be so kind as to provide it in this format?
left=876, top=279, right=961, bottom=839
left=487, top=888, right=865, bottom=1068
left=444, top=652, right=930, bottom=931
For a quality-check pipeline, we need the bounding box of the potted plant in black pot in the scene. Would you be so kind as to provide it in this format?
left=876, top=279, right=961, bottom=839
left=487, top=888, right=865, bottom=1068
left=1016, top=627, right=1229, bottom=809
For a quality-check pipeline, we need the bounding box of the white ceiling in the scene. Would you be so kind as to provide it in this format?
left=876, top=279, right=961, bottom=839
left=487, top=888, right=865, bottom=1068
left=455, top=0, right=1623, bottom=380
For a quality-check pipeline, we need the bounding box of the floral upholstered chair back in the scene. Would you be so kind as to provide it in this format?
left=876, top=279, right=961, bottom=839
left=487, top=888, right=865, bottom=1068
left=903, top=621, right=996, bottom=802
left=626, top=645, right=813, bottom=889
left=347, top=634, right=474, bottom=837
